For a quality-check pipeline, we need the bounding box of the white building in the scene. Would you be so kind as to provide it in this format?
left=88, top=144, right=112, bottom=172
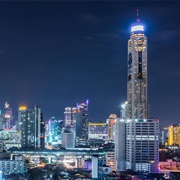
left=92, top=156, right=98, bottom=179
left=126, top=119, right=159, bottom=172
left=115, top=118, right=159, bottom=172
left=0, top=160, right=27, bottom=175
left=115, top=118, right=126, bottom=171
left=61, top=129, right=75, bottom=149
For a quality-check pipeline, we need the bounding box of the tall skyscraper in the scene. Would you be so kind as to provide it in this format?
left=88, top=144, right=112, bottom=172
left=64, top=107, right=76, bottom=129
left=76, top=100, right=89, bottom=146
left=116, top=17, right=159, bottom=173
left=126, top=21, right=148, bottom=119
left=47, top=117, right=64, bottom=145
left=18, top=105, right=45, bottom=149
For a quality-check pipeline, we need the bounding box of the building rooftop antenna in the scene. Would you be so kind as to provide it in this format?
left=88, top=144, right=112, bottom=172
left=137, top=9, right=140, bottom=22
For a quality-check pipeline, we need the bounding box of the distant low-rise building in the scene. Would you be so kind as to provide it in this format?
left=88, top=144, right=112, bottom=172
left=88, top=122, right=108, bottom=144
left=0, top=130, right=21, bottom=150
left=61, top=128, right=75, bottom=149
left=0, top=160, right=27, bottom=175
left=106, top=151, right=116, bottom=171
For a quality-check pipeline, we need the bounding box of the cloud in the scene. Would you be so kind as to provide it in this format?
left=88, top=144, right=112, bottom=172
left=151, top=29, right=180, bottom=43
left=84, top=36, right=95, bottom=40
left=99, top=32, right=120, bottom=39
left=82, top=14, right=99, bottom=22
left=83, top=30, right=127, bottom=49
left=159, top=29, right=180, bottom=41
left=170, top=71, right=180, bottom=76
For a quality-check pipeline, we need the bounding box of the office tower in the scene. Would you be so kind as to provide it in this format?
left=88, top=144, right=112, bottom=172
left=2, top=102, right=13, bottom=129
left=92, top=155, right=98, bottom=180
left=106, top=114, right=117, bottom=141
left=88, top=122, right=108, bottom=144
left=47, top=117, right=64, bottom=145
left=64, top=107, right=76, bottom=128
left=126, top=119, right=159, bottom=172
left=61, top=128, right=75, bottom=149
left=76, top=100, right=89, bottom=146
left=18, top=105, right=45, bottom=149
left=160, top=127, right=168, bottom=146
left=40, top=113, right=45, bottom=148
left=92, top=155, right=106, bottom=180
left=168, top=124, right=180, bottom=147
left=0, top=111, right=2, bottom=130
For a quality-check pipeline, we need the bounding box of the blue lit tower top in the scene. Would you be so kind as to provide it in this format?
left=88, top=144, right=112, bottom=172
left=131, top=9, right=144, bottom=34
left=131, top=24, right=144, bottom=34
left=125, top=11, right=148, bottom=119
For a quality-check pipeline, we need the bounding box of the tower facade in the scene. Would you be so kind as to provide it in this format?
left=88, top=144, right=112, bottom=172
left=64, top=107, right=76, bottom=129
left=125, top=119, right=159, bottom=172
left=106, top=114, right=117, bottom=142
left=47, top=117, right=64, bottom=145
left=168, top=124, right=180, bottom=147
left=76, top=100, right=89, bottom=146
left=127, top=24, right=148, bottom=119
left=18, top=105, right=44, bottom=149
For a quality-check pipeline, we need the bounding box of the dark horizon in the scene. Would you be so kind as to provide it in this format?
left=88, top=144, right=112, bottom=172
left=0, top=2, right=179, bottom=128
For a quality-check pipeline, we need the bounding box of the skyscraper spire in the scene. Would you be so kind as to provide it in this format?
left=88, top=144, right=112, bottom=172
left=136, top=9, right=140, bottom=22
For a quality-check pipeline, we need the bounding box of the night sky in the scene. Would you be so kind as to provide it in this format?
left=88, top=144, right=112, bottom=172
left=0, top=2, right=179, bottom=127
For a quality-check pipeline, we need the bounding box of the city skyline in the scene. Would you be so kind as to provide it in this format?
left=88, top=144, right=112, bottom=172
left=0, top=2, right=179, bottom=127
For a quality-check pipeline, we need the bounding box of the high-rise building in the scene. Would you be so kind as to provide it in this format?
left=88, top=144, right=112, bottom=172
left=168, top=124, right=180, bottom=147
left=61, top=128, right=75, bottom=149
left=116, top=17, right=159, bottom=173
left=126, top=21, right=148, bottom=119
left=76, top=100, right=89, bottom=146
left=160, top=127, right=168, bottom=146
left=40, top=113, right=45, bottom=148
left=47, top=117, right=64, bottom=145
left=115, top=118, right=126, bottom=171
left=106, top=114, right=117, bottom=142
left=125, top=119, right=159, bottom=172
left=64, top=107, right=76, bottom=128
left=18, top=105, right=45, bottom=149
